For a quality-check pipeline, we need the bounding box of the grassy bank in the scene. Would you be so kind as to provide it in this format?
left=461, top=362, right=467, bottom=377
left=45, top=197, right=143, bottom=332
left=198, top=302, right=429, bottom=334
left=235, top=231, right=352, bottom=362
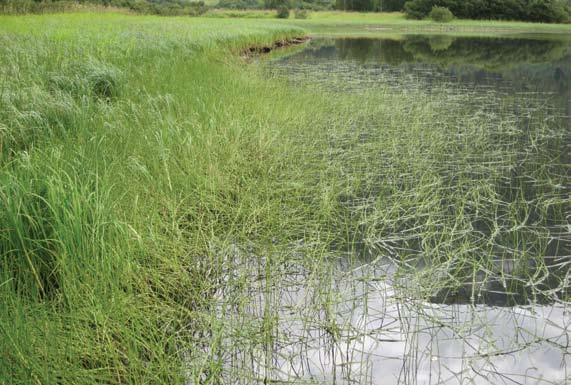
left=1, top=12, right=569, bottom=385
left=0, top=14, right=315, bottom=385
left=205, top=10, right=571, bottom=35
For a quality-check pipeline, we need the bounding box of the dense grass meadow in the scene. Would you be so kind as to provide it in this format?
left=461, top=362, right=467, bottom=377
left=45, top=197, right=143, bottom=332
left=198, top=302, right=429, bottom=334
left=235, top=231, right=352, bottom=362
left=203, top=10, right=571, bottom=36
left=0, top=12, right=569, bottom=385
left=0, top=14, right=316, bottom=384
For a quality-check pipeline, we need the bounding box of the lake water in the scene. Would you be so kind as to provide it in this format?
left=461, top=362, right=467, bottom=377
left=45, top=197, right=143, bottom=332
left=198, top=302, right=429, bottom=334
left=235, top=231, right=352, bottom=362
left=215, top=35, right=571, bottom=385
left=270, top=35, right=571, bottom=111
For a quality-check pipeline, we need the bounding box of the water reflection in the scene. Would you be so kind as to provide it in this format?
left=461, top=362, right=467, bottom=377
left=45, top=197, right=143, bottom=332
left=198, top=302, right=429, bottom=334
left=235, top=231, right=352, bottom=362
left=271, top=35, right=571, bottom=115
left=217, top=252, right=571, bottom=385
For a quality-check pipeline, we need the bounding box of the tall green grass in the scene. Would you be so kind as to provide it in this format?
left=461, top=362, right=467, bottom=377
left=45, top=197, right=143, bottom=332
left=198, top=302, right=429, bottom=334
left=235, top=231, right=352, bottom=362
left=0, top=14, right=314, bottom=385
left=0, top=13, right=394, bottom=385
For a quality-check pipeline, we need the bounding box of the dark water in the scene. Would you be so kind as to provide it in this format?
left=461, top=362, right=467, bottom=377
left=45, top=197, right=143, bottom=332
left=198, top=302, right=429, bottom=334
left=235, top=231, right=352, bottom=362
left=271, top=35, right=571, bottom=108
left=216, top=35, right=571, bottom=385
left=270, top=35, right=571, bottom=146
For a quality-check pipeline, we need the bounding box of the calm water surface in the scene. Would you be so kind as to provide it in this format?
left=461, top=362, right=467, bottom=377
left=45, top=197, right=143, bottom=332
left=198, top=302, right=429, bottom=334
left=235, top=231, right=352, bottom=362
left=219, top=35, right=571, bottom=385
left=271, top=35, right=571, bottom=110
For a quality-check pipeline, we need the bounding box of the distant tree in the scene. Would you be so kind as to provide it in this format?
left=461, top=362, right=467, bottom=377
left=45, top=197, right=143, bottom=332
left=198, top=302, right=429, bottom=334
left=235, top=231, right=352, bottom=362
left=428, top=5, right=453, bottom=21
left=336, top=0, right=405, bottom=11
left=336, top=0, right=374, bottom=11
left=404, top=0, right=571, bottom=22
left=380, top=0, right=406, bottom=11
left=265, top=0, right=289, bottom=8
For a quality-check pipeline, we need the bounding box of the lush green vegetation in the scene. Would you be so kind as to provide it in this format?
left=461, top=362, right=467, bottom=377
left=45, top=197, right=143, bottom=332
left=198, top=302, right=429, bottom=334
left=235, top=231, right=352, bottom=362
left=335, top=0, right=405, bottom=12
left=2, top=0, right=571, bottom=23
left=404, top=0, right=571, bottom=22
left=5, top=0, right=571, bottom=25
left=428, top=5, right=453, bottom=22
left=0, top=11, right=569, bottom=385
left=211, top=0, right=571, bottom=22
left=332, top=0, right=571, bottom=21
left=0, top=14, right=314, bottom=384
left=0, top=0, right=208, bottom=15
left=196, top=9, right=571, bottom=35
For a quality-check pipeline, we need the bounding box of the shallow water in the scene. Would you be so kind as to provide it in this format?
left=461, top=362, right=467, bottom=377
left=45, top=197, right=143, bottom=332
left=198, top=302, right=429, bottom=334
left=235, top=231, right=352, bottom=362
left=212, top=35, right=571, bottom=385
left=269, top=34, right=571, bottom=306
left=217, top=251, right=570, bottom=385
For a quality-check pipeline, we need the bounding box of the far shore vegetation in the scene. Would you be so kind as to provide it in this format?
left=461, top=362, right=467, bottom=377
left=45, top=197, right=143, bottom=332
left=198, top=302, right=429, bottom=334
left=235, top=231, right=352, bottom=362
left=2, top=0, right=571, bottom=27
